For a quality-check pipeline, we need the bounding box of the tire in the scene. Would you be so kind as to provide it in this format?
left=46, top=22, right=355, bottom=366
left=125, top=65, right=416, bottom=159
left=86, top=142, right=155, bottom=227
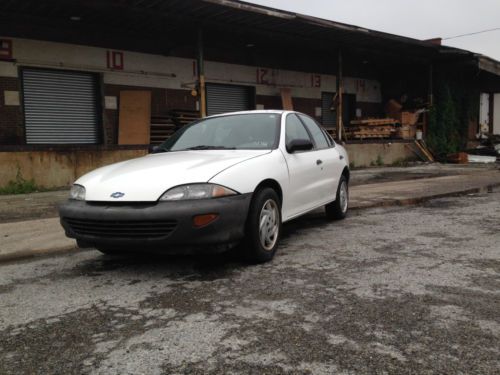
left=325, top=175, right=349, bottom=220
left=244, top=188, right=282, bottom=263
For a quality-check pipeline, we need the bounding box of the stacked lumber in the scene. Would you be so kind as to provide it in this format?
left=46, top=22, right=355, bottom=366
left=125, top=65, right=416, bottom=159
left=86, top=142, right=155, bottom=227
left=150, top=116, right=176, bottom=145
left=350, top=118, right=397, bottom=126
left=150, top=110, right=201, bottom=145
left=171, top=109, right=200, bottom=127
left=346, top=118, right=397, bottom=139
left=404, top=140, right=435, bottom=162
left=414, top=140, right=435, bottom=162
left=324, top=127, right=337, bottom=139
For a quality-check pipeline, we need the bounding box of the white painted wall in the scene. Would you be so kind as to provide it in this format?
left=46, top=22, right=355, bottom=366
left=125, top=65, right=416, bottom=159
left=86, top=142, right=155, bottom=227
left=0, top=37, right=382, bottom=103
left=479, top=93, right=490, bottom=132
left=494, top=93, right=500, bottom=135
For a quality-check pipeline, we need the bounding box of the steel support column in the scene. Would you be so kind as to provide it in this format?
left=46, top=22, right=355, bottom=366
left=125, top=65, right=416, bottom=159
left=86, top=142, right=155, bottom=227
left=336, top=50, right=343, bottom=142
left=197, top=28, right=207, bottom=118
left=424, top=63, right=434, bottom=137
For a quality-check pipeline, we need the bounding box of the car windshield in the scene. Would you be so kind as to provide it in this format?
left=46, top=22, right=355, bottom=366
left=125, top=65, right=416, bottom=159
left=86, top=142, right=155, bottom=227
left=158, top=113, right=280, bottom=152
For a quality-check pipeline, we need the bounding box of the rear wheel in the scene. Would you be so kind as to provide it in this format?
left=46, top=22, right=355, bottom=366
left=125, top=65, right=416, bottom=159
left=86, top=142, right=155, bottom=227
left=325, top=175, right=349, bottom=220
left=244, top=188, right=281, bottom=263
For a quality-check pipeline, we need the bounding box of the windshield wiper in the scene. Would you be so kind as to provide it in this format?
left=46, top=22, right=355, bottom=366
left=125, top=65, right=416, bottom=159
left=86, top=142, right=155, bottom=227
left=182, top=145, right=236, bottom=150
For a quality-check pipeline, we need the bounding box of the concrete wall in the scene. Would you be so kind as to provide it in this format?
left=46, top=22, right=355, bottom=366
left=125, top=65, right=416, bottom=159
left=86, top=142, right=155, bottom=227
left=0, top=149, right=147, bottom=189
left=345, top=142, right=416, bottom=168
left=0, top=142, right=415, bottom=189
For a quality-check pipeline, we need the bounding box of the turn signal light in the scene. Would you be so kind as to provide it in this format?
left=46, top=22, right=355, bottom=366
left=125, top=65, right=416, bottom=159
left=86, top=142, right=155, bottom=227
left=193, top=214, right=219, bottom=228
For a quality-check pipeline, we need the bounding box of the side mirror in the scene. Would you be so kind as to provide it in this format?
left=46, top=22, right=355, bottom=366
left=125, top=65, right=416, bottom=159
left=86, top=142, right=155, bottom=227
left=287, top=139, right=314, bottom=153
left=148, top=145, right=160, bottom=154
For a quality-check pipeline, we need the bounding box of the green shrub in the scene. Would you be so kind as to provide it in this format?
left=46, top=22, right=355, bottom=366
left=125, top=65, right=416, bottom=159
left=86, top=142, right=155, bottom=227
left=427, top=77, right=478, bottom=157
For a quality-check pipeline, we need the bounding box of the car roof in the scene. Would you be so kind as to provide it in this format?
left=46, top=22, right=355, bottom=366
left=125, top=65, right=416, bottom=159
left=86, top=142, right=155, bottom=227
left=206, top=110, right=295, bottom=118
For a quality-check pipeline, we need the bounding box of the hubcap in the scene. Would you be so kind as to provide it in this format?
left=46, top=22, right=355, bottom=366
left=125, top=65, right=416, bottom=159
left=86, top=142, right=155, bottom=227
left=259, top=199, right=279, bottom=251
left=339, top=181, right=348, bottom=213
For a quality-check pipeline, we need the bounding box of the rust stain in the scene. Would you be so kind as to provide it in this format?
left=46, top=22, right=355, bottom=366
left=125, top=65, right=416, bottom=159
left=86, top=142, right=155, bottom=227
left=0, top=150, right=147, bottom=189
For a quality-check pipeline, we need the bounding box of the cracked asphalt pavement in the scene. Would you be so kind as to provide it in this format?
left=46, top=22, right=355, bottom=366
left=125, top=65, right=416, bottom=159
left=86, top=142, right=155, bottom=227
left=1, top=190, right=499, bottom=374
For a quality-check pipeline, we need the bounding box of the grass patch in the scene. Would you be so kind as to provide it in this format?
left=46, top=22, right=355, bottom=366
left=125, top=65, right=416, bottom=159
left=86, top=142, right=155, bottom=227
left=370, top=155, right=384, bottom=167
left=391, top=157, right=414, bottom=167
left=0, top=170, right=45, bottom=195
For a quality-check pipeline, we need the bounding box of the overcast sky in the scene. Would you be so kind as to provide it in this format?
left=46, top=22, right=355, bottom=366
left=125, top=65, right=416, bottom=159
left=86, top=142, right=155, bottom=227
left=247, top=0, right=500, bottom=61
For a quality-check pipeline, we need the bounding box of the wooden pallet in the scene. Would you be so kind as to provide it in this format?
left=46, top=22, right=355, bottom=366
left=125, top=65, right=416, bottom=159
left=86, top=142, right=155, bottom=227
left=346, top=119, right=398, bottom=139
left=170, top=109, right=200, bottom=127
left=348, top=125, right=395, bottom=132
left=349, top=134, right=392, bottom=139
left=350, top=118, right=398, bottom=126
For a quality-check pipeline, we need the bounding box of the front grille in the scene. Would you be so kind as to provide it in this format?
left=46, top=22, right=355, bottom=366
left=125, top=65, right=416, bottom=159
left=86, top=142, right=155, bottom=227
left=64, top=218, right=178, bottom=239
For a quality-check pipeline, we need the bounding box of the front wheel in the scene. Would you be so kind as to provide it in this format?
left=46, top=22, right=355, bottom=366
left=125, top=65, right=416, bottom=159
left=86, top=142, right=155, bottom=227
left=325, top=175, right=349, bottom=220
left=244, top=188, right=282, bottom=263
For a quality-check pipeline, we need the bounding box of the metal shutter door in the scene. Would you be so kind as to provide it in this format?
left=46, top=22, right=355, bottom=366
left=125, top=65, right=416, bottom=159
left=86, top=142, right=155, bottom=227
left=22, top=69, right=99, bottom=144
left=206, top=84, right=252, bottom=116
left=322, top=92, right=336, bottom=127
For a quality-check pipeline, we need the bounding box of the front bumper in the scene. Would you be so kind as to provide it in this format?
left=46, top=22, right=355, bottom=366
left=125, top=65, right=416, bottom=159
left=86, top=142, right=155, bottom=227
left=59, top=194, right=252, bottom=253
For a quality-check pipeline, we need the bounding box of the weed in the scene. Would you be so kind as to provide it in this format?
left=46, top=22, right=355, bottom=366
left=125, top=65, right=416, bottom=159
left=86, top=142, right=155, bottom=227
left=392, top=158, right=412, bottom=167
left=0, top=168, right=43, bottom=195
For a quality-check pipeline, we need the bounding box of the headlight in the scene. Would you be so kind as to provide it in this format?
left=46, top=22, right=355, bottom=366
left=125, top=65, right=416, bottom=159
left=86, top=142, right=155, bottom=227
left=69, top=184, right=86, bottom=200
left=159, top=183, right=237, bottom=201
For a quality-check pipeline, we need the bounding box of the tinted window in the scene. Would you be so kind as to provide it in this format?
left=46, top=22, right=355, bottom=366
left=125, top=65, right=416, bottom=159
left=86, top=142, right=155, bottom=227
left=286, top=114, right=311, bottom=145
left=322, top=129, right=335, bottom=147
left=159, top=113, right=279, bottom=151
left=298, top=114, right=329, bottom=149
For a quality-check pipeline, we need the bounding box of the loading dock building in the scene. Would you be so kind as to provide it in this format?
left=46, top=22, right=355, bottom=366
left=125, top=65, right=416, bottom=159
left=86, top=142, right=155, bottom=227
left=1, top=0, right=500, bottom=188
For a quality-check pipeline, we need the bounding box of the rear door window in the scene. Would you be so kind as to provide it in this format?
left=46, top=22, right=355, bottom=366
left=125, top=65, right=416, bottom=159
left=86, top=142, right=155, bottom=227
left=298, top=114, right=330, bottom=149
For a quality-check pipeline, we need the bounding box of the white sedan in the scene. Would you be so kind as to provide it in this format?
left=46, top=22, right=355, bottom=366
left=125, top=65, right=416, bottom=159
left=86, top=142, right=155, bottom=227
left=59, top=110, right=350, bottom=262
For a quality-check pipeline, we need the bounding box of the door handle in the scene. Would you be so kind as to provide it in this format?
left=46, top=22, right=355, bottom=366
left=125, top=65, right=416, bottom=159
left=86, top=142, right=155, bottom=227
left=316, top=159, right=323, bottom=165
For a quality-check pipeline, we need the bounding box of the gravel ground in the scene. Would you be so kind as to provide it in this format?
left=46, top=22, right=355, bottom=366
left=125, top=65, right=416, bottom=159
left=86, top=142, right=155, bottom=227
left=0, top=190, right=499, bottom=374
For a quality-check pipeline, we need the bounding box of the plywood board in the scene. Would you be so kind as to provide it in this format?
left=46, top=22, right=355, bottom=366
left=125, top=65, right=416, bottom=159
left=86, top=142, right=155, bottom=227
left=118, top=90, right=151, bottom=145
left=280, top=88, right=293, bottom=110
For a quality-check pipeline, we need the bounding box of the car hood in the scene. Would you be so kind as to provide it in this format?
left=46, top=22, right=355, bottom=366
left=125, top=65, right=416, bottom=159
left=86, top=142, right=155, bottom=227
left=77, top=150, right=270, bottom=201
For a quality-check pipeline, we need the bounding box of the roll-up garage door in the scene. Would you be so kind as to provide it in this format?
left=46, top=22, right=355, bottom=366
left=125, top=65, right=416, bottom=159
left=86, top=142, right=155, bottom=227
left=206, top=84, right=254, bottom=116
left=22, top=69, right=100, bottom=144
left=322, top=92, right=336, bottom=127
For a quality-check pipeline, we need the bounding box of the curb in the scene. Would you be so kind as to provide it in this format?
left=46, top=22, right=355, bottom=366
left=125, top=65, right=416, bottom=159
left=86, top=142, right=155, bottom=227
left=0, top=182, right=498, bottom=265
left=0, top=245, right=79, bottom=265
left=349, top=183, right=500, bottom=211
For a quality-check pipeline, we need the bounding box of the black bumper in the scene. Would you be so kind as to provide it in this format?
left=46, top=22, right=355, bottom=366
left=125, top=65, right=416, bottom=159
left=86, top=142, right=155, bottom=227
left=59, top=194, right=252, bottom=253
